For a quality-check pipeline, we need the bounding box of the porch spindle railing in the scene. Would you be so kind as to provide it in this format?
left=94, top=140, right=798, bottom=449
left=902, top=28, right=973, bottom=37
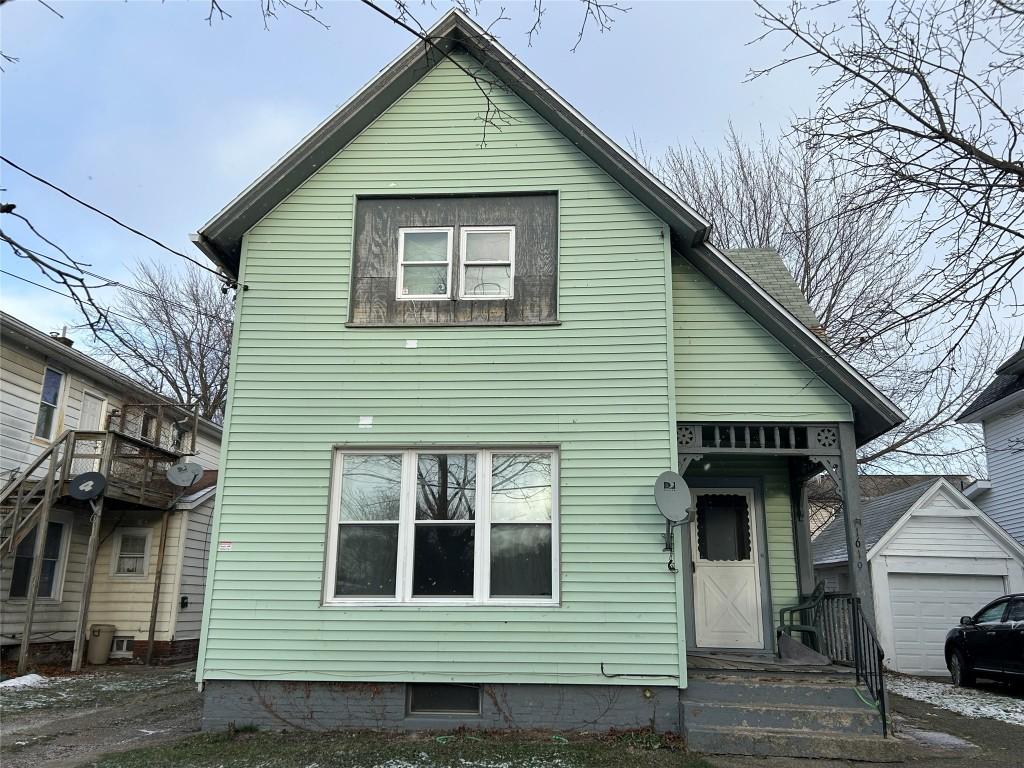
left=820, top=592, right=888, bottom=737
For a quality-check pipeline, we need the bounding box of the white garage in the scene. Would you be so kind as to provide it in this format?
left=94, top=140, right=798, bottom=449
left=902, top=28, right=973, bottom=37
left=814, top=479, right=1024, bottom=677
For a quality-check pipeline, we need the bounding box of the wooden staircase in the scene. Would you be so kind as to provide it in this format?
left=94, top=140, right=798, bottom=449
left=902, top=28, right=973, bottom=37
left=0, top=430, right=74, bottom=559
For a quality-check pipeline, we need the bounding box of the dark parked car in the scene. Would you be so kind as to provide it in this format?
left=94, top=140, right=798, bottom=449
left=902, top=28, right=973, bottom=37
left=945, top=594, right=1024, bottom=687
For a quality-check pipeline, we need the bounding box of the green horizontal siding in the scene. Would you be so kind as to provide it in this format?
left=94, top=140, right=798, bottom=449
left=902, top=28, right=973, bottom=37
left=199, top=54, right=680, bottom=686
left=684, top=456, right=799, bottom=619
left=673, top=258, right=853, bottom=422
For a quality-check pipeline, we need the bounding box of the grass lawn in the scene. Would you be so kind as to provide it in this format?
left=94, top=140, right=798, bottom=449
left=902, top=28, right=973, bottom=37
left=90, top=728, right=713, bottom=768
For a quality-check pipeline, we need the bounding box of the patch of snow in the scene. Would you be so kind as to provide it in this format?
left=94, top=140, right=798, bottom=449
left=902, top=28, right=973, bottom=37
left=887, top=674, right=1024, bottom=727
left=0, top=673, right=48, bottom=690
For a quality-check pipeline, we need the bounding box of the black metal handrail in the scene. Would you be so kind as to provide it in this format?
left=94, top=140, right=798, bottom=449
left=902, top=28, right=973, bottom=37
left=820, top=592, right=888, bottom=737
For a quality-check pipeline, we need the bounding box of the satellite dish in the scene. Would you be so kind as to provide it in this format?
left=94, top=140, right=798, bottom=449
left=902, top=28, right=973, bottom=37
left=69, top=472, right=106, bottom=501
left=167, top=461, right=203, bottom=488
left=654, top=471, right=693, bottom=523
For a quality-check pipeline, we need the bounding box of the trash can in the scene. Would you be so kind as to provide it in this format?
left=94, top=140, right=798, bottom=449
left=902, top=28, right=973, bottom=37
left=87, top=624, right=116, bottom=665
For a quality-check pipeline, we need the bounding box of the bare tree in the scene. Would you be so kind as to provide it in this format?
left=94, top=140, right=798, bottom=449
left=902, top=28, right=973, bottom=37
left=659, top=127, right=1011, bottom=473
left=750, top=0, right=1024, bottom=352
left=1, top=1, right=628, bottom=330
left=89, top=261, right=233, bottom=423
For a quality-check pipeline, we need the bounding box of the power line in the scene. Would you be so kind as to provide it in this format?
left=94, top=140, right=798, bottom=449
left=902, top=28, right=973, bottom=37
left=0, top=155, right=226, bottom=280
left=1, top=269, right=232, bottom=356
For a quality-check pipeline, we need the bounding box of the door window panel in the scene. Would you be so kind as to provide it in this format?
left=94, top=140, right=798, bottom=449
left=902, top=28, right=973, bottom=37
left=695, top=494, right=751, bottom=561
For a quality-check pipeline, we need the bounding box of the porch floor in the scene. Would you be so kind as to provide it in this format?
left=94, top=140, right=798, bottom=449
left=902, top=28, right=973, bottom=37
left=687, top=650, right=855, bottom=676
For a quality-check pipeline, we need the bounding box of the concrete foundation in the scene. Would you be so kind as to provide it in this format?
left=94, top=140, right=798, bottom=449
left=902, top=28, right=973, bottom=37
left=201, top=680, right=681, bottom=733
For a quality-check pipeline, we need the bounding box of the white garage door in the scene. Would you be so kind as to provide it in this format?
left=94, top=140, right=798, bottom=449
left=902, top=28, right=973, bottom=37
left=888, top=572, right=1006, bottom=676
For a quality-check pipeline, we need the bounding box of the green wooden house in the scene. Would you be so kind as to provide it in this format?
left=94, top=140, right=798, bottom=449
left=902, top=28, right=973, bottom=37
left=192, top=10, right=905, bottom=755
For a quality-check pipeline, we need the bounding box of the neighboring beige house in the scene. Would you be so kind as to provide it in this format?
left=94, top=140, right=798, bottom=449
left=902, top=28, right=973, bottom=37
left=1, top=312, right=221, bottom=667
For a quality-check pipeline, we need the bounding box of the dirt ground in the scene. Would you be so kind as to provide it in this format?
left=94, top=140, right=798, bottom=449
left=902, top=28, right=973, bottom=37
left=1, top=664, right=200, bottom=768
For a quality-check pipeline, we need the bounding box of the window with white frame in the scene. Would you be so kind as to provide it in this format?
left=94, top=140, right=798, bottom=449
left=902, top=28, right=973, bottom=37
left=113, top=530, right=150, bottom=576
left=110, top=636, right=135, bottom=659
left=396, top=227, right=453, bottom=299
left=460, top=226, right=515, bottom=299
left=326, top=449, right=557, bottom=605
left=34, top=368, right=64, bottom=440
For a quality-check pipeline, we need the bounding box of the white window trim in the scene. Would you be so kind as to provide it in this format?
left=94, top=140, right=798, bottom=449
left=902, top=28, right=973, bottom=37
left=458, top=226, right=516, bottom=300
left=110, top=636, right=135, bottom=659
left=8, top=511, right=73, bottom=603
left=395, top=227, right=454, bottom=300
left=323, top=447, right=559, bottom=608
left=32, top=366, right=67, bottom=443
left=110, top=527, right=152, bottom=578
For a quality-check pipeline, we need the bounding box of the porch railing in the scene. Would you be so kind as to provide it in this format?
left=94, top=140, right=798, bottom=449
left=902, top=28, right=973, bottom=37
left=820, top=592, right=888, bottom=737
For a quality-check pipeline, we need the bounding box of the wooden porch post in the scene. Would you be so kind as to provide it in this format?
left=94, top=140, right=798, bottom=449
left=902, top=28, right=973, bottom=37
left=70, top=497, right=104, bottom=672
left=71, top=436, right=114, bottom=672
left=16, top=458, right=58, bottom=675
left=145, top=509, right=171, bottom=665
left=837, top=423, right=876, bottom=625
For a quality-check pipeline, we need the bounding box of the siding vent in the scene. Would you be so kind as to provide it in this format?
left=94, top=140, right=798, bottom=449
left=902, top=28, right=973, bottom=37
left=407, top=683, right=481, bottom=715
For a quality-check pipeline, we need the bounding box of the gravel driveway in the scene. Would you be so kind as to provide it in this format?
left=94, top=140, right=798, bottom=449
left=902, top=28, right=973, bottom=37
left=0, top=664, right=200, bottom=768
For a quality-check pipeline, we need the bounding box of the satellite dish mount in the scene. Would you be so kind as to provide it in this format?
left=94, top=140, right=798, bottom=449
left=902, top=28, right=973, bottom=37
left=654, top=471, right=695, bottom=555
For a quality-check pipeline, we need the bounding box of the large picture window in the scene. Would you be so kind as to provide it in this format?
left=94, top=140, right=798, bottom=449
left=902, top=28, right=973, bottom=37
left=325, top=448, right=558, bottom=605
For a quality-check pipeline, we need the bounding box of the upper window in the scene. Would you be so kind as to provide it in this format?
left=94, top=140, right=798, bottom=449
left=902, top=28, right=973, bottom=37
left=397, top=227, right=453, bottom=300
left=349, top=194, right=557, bottom=326
left=326, top=448, right=558, bottom=605
left=9, top=521, right=65, bottom=599
left=460, top=227, right=515, bottom=299
left=113, top=529, right=151, bottom=576
left=34, top=368, right=64, bottom=440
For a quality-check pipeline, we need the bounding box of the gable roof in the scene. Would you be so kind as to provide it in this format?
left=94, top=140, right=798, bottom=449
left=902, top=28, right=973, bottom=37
left=725, top=249, right=824, bottom=334
left=191, top=9, right=904, bottom=445
left=813, top=478, right=1024, bottom=566
left=813, top=480, right=937, bottom=566
left=0, top=311, right=222, bottom=441
left=958, top=342, right=1024, bottom=422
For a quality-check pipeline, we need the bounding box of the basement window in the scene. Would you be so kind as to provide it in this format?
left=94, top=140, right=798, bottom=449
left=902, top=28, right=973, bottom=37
left=110, top=636, right=134, bottom=659
left=407, top=683, right=481, bottom=716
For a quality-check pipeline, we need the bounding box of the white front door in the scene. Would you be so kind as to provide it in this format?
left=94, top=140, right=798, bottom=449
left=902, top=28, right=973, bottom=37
left=690, top=489, right=764, bottom=649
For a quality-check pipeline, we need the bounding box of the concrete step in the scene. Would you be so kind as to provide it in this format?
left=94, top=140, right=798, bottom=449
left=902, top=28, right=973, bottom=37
left=685, top=678, right=873, bottom=708
left=683, top=700, right=883, bottom=736
left=685, top=725, right=900, bottom=761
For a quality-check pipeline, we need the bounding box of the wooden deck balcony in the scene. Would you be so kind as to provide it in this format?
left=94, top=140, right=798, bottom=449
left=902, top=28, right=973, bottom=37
left=63, top=429, right=184, bottom=509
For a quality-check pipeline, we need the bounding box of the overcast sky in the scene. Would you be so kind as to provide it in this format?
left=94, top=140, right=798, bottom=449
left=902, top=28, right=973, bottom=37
left=0, top=1, right=820, bottom=339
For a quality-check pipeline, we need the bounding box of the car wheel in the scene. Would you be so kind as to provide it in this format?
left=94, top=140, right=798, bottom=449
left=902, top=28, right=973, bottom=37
left=950, top=649, right=975, bottom=687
